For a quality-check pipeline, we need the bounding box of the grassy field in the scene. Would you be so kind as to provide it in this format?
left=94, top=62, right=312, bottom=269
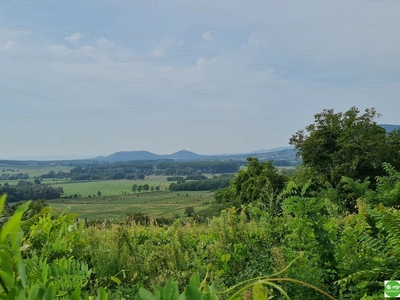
left=49, top=191, right=214, bottom=220
left=48, top=177, right=173, bottom=197
left=0, top=164, right=72, bottom=184
left=9, top=173, right=233, bottom=197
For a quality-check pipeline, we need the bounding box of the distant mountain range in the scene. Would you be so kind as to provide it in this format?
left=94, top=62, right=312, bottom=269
left=94, top=150, right=207, bottom=161
left=379, top=124, right=400, bottom=133
left=251, top=147, right=296, bottom=154
left=92, top=124, right=400, bottom=163
left=2, top=124, right=397, bottom=163
left=92, top=147, right=298, bottom=163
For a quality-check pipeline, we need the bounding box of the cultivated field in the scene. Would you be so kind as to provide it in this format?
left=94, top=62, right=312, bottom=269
left=49, top=177, right=171, bottom=197
left=48, top=191, right=214, bottom=220
left=0, top=164, right=72, bottom=184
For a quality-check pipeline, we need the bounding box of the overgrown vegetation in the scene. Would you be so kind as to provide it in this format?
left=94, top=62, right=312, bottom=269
left=169, top=175, right=234, bottom=191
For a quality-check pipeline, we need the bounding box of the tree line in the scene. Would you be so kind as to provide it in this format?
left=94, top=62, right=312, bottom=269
left=155, top=161, right=239, bottom=175
left=167, top=175, right=207, bottom=181
left=169, top=175, right=234, bottom=191
left=39, top=161, right=240, bottom=181
left=131, top=184, right=160, bottom=193
left=0, top=172, right=29, bottom=180
left=0, top=180, right=64, bottom=202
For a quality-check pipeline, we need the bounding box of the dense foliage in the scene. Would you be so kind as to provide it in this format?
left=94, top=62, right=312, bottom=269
left=185, top=175, right=208, bottom=180
left=289, top=106, right=400, bottom=186
left=169, top=175, right=234, bottom=191
left=215, top=158, right=287, bottom=214
left=38, top=161, right=240, bottom=181
left=0, top=172, right=29, bottom=180
left=155, top=162, right=240, bottom=175
left=0, top=181, right=64, bottom=203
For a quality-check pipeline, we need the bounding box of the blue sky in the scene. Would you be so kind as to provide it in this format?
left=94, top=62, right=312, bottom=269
left=1, top=0, right=400, bottom=159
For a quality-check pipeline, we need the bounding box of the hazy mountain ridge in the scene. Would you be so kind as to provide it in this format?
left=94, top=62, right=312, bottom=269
left=92, top=147, right=297, bottom=163
left=91, top=124, right=399, bottom=163
left=379, top=124, right=400, bottom=132
left=93, top=150, right=208, bottom=162
left=1, top=125, right=397, bottom=163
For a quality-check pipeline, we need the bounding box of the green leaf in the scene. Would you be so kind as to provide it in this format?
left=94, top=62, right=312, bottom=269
left=183, top=285, right=203, bottom=300
left=40, top=264, right=49, bottom=283
left=139, top=287, right=158, bottom=300
left=16, top=289, right=25, bottom=300
left=253, top=282, right=267, bottom=300
left=0, top=250, right=14, bottom=274
left=56, top=291, right=68, bottom=297
left=189, top=273, right=201, bottom=289
left=3, top=288, right=18, bottom=300
left=221, top=254, right=231, bottom=263
left=28, top=284, right=40, bottom=300
left=203, top=284, right=217, bottom=300
left=110, top=276, right=121, bottom=286
left=97, top=287, right=108, bottom=300
left=162, top=277, right=179, bottom=300
left=17, top=253, right=27, bottom=289
left=154, top=285, right=163, bottom=300
left=1, top=201, right=30, bottom=245
left=0, top=195, right=6, bottom=216
left=0, top=270, right=15, bottom=290
left=71, top=287, right=81, bottom=300
left=44, top=285, right=56, bottom=300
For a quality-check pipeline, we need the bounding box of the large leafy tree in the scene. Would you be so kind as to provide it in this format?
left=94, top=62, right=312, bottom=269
left=215, top=158, right=287, bottom=214
left=289, top=107, right=399, bottom=186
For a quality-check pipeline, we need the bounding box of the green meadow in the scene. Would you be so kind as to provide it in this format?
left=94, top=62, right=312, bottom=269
left=49, top=178, right=170, bottom=197
left=0, top=164, right=72, bottom=184
left=48, top=190, right=214, bottom=220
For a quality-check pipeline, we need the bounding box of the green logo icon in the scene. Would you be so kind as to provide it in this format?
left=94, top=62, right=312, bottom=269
left=385, top=281, right=400, bottom=298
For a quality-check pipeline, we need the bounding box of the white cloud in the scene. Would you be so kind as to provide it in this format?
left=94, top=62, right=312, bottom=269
left=178, top=40, right=185, bottom=46
left=202, top=31, right=215, bottom=42
left=196, top=57, right=206, bottom=67
left=0, top=41, right=15, bottom=51
left=248, top=31, right=269, bottom=49
left=96, top=37, right=115, bottom=49
left=64, top=33, right=82, bottom=44
left=45, top=44, right=70, bottom=54
left=148, top=38, right=176, bottom=56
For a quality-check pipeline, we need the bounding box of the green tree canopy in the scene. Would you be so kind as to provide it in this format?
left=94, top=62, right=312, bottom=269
left=215, top=158, right=287, bottom=211
left=289, top=106, right=400, bottom=186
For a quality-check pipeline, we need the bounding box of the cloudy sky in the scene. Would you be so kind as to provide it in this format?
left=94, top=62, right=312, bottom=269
left=1, top=0, right=400, bottom=160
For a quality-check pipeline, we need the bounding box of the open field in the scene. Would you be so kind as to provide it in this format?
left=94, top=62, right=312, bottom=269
left=48, top=190, right=214, bottom=220
left=276, top=166, right=296, bottom=170
left=48, top=177, right=172, bottom=197
left=0, top=164, right=72, bottom=184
